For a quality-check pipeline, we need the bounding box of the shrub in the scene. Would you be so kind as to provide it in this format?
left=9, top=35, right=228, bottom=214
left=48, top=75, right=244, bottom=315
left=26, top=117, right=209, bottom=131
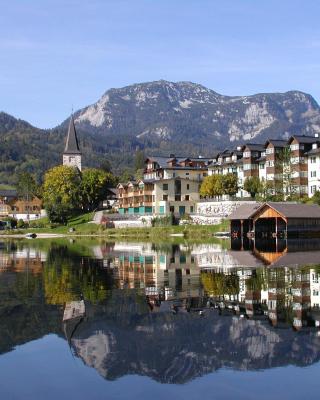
left=17, top=219, right=26, bottom=229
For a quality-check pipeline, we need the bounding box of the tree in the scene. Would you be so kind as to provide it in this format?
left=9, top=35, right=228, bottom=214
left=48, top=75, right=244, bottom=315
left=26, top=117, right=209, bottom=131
left=43, top=166, right=81, bottom=223
left=80, top=168, right=115, bottom=211
left=16, top=172, right=39, bottom=200
left=244, top=176, right=262, bottom=198
left=99, top=159, right=112, bottom=173
left=311, top=191, right=320, bottom=205
left=119, top=169, right=134, bottom=183
left=222, top=173, right=238, bottom=197
left=134, top=150, right=145, bottom=171
left=200, top=175, right=224, bottom=198
left=277, top=146, right=293, bottom=198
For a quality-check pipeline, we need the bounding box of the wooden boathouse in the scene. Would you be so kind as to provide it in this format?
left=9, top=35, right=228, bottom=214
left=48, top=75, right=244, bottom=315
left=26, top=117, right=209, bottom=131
left=229, top=202, right=320, bottom=238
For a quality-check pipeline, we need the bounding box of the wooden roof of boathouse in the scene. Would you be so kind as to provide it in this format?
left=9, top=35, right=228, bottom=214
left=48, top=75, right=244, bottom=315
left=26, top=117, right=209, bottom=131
left=229, top=202, right=320, bottom=221
left=254, top=202, right=320, bottom=220
left=228, top=203, right=262, bottom=220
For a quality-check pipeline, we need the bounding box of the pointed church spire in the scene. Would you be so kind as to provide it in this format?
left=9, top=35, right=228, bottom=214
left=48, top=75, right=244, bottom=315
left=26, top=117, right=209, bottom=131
left=64, top=114, right=81, bottom=154
left=63, top=114, right=82, bottom=171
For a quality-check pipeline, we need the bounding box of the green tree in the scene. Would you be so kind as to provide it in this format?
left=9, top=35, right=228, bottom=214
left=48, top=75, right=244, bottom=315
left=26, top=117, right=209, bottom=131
left=80, top=168, right=115, bottom=211
left=222, top=173, right=238, bottom=197
left=244, top=176, right=262, bottom=198
left=134, top=150, right=145, bottom=171
left=200, top=175, right=224, bottom=198
left=119, top=169, right=134, bottom=183
left=16, top=172, right=39, bottom=200
left=99, top=159, right=112, bottom=173
left=43, top=166, right=81, bottom=223
left=277, top=146, right=293, bottom=198
left=311, top=191, right=320, bottom=205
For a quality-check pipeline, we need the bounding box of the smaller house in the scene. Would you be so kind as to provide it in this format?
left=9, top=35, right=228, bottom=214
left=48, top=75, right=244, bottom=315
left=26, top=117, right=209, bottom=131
left=0, top=189, right=43, bottom=221
left=229, top=202, right=320, bottom=238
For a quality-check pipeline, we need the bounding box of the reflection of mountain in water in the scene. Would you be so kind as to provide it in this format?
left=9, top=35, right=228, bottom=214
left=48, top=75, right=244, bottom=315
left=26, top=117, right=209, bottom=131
left=67, top=291, right=320, bottom=384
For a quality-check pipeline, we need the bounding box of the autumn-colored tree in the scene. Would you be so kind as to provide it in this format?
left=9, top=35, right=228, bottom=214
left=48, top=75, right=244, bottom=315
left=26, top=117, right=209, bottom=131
left=243, top=176, right=263, bottom=198
left=200, top=175, right=224, bottom=198
left=222, top=173, right=239, bottom=197
left=80, top=168, right=115, bottom=211
left=43, top=165, right=81, bottom=223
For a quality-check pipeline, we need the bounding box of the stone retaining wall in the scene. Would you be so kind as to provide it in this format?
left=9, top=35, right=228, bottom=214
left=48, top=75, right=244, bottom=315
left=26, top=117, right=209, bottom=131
left=191, top=201, right=257, bottom=225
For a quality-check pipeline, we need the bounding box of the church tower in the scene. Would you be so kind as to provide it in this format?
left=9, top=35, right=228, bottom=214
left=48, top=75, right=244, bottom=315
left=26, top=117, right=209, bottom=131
left=63, top=114, right=82, bottom=171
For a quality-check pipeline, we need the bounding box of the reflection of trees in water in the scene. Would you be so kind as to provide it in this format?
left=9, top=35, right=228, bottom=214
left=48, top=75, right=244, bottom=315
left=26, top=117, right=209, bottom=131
left=201, top=271, right=239, bottom=297
left=44, top=245, right=114, bottom=305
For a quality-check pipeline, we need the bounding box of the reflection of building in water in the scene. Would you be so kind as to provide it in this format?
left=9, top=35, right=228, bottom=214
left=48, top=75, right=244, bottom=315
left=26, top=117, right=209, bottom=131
left=110, top=243, right=201, bottom=299
left=192, top=243, right=264, bottom=269
left=0, top=245, right=46, bottom=274
left=201, top=265, right=320, bottom=330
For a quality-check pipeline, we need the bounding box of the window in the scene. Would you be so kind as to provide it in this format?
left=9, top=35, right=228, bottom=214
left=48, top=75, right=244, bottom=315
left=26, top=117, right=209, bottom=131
left=311, top=156, right=317, bottom=164
left=290, top=144, right=299, bottom=151
left=266, top=147, right=274, bottom=154
left=311, top=171, right=317, bottom=178
left=162, top=194, right=168, bottom=201
left=175, top=195, right=181, bottom=201
left=190, top=206, right=194, bottom=213
left=243, top=151, right=251, bottom=158
left=259, top=163, right=265, bottom=169
left=186, top=184, right=190, bottom=190
left=311, top=185, right=317, bottom=194
left=163, top=183, right=168, bottom=190
left=266, top=160, right=274, bottom=167
left=185, top=195, right=190, bottom=201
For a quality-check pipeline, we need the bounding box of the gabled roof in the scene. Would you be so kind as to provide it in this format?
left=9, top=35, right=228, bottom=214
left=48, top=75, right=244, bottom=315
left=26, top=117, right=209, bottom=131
left=145, top=155, right=211, bottom=168
left=64, top=115, right=81, bottom=155
left=0, top=189, right=17, bottom=198
left=243, top=143, right=265, bottom=152
left=288, top=135, right=318, bottom=144
left=228, top=202, right=262, bottom=220
left=265, top=139, right=287, bottom=148
left=256, top=202, right=320, bottom=219
left=306, top=148, right=320, bottom=156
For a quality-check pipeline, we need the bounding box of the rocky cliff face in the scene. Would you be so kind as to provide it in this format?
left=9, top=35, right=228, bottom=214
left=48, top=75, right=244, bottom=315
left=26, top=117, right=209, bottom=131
left=1, top=81, right=320, bottom=182
left=71, top=80, right=320, bottom=148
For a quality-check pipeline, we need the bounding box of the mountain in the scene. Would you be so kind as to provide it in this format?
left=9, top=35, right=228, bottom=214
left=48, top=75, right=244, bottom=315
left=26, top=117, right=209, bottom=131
left=0, top=112, right=111, bottom=183
left=1, top=81, right=320, bottom=183
left=69, top=297, right=320, bottom=384
left=71, top=80, right=320, bottom=148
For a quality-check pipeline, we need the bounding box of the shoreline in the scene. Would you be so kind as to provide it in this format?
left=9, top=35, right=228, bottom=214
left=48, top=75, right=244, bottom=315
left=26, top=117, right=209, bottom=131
left=0, top=222, right=230, bottom=240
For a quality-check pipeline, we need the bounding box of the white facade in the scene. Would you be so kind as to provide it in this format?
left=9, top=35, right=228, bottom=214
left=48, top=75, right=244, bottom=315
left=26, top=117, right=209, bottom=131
left=153, top=178, right=200, bottom=215
left=308, top=151, right=320, bottom=197
left=63, top=154, right=82, bottom=171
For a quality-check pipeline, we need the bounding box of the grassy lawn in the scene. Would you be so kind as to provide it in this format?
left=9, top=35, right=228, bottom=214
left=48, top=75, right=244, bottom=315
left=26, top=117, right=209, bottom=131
left=0, top=184, right=15, bottom=190
left=1, top=212, right=230, bottom=240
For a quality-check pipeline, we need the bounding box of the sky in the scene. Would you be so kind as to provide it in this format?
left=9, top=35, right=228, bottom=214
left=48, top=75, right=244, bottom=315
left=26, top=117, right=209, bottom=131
left=0, top=0, right=319, bottom=128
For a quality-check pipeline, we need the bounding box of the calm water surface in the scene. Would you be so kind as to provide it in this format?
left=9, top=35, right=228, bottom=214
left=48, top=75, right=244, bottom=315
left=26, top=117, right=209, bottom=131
left=1, top=238, right=320, bottom=400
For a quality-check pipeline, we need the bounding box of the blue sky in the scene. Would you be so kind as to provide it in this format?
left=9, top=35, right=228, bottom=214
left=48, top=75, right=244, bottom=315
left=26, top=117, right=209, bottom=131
left=0, top=0, right=319, bottom=128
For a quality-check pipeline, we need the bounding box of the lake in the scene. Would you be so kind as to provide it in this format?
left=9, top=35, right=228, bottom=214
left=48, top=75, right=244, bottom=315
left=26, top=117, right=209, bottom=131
left=1, top=238, right=320, bottom=400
